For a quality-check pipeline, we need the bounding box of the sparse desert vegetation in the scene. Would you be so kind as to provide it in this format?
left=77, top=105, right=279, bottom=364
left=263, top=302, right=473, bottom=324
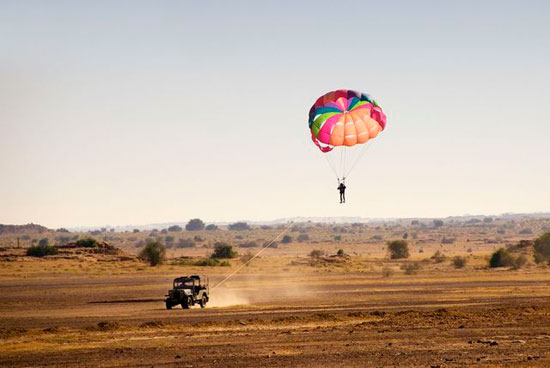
left=2, top=215, right=550, bottom=367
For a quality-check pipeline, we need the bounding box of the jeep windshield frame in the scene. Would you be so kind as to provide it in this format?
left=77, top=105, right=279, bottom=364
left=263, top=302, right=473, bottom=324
left=174, top=278, right=194, bottom=289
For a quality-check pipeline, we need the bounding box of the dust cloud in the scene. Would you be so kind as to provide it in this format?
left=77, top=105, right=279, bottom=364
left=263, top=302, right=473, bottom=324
left=208, top=287, right=250, bottom=308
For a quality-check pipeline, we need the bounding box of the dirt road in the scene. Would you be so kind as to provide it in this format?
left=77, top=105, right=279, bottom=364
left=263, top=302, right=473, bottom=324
left=2, top=268, right=550, bottom=367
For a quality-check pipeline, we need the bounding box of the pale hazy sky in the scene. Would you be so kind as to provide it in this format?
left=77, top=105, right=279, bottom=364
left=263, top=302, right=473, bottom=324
left=1, top=1, right=549, bottom=228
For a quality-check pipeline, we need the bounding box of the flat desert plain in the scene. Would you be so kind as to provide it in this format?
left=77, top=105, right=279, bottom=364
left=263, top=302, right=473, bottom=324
left=1, top=218, right=550, bottom=367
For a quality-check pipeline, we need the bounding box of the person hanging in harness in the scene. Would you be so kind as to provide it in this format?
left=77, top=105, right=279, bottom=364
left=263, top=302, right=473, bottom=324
left=337, top=180, right=346, bottom=204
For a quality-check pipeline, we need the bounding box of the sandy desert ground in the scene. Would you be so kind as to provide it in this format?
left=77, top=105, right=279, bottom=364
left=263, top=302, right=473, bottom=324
left=1, top=218, right=550, bottom=367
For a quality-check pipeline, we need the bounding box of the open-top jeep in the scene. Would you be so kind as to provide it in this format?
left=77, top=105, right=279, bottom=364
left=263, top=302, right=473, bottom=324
left=165, top=275, right=209, bottom=309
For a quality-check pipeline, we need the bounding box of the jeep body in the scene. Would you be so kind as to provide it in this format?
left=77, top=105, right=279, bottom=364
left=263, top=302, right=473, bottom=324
left=165, top=275, right=209, bottom=309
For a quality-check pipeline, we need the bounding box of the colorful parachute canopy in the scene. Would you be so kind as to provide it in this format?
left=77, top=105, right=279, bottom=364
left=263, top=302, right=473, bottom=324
left=309, top=89, right=386, bottom=153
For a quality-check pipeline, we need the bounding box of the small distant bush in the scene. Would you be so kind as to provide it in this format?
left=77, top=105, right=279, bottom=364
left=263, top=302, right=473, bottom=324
left=38, top=238, right=49, bottom=247
left=387, top=240, right=409, bottom=259
left=56, top=228, right=69, bottom=233
left=55, top=236, right=71, bottom=245
left=75, top=238, right=98, bottom=248
left=334, top=235, right=342, bottom=241
left=431, top=250, right=446, bottom=263
left=205, top=224, right=218, bottom=231
left=168, top=225, right=182, bottom=232
left=402, top=233, right=408, bottom=239
left=489, top=248, right=515, bottom=268
left=433, top=219, right=444, bottom=227
left=519, top=228, right=533, bottom=235
left=497, top=228, right=506, bottom=234
left=401, top=262, right=421, bottom=275
left=260, top=225, right=272, bottom=230
left=309, top=249, right=324, bottom=258
left=483, top=217, right=493, bottom=223
left=133, top=229, right=140, bottom=233
left=452, top=256, right=467, bottom=269
left=282, top=235, right=292, bottom=244
left=418, top=248, right=424, bottom=253
left=372, top=235, right=383, bottom=241
left=297, top=233, right=309, bottom=242
left=185, top=219, right=205, bottom=231
left=239, top=241, right=258, bottom=248
left=382, top=266, right=393, bottom=278
left=164, top=236, right=175, bottom=244
left=176, top=238, right=195, bottom=248
left=211, top=242, right=237, bottom=259
left=193, top=235, right=204, bottom=242
left=139, top=241, right=166, bottom=266
left=26, top=245, right=58, bottom=257
left=441, top=237, right=455, bottom=244
left=228, top=222, right=250, bottom=231
left=240, top=252, right=254, bottom=264
left=267, top=241, right=278, bottom=248
left=193, top=258, right=230, bottom=267
left=336, top=249, right=345, bottom=257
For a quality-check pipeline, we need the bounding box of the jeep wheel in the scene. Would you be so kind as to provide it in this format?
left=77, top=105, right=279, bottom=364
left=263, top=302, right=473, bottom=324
left=199, top=295, right=207, bottom=308
left=181, top=296, right=192, bottom=309
left=165, top=301, right=172, bottom=310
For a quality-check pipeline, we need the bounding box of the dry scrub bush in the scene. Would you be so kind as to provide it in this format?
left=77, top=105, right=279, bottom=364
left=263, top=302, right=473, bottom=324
left=387, top=240, right=409, bottom=259
left=26, top=245, right=58, bottom=257
left=534, top=232, right=550, bottom=263
left=452, top=256, right=467, bottom=269
left=381, top=266, right=393, bottom=278
left=309, top=249, right=324, bottom=258
left=489, top=248, right=526, bottom=269
left=431, top=250, right=446, bottom=263
left=401, top=262, right=421, bottom=275
left=139, top=241, right=166, bottom=266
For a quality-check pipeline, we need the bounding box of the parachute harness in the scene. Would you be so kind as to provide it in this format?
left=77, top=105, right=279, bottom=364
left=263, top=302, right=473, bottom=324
left=211, top=222, right=294, bottom=290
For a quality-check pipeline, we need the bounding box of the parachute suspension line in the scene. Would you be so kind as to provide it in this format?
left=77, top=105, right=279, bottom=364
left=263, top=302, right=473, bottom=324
left=323, top=153, right=340, bottom=181
left=211, top=222, right=294, bottom=291
left=343, top=140, right=376, bottom=179
left=340, top=147, right=345, bottom=180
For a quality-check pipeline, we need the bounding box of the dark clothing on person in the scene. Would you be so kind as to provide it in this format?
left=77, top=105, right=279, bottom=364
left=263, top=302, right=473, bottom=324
left=338, top=183, right=346, bottom=203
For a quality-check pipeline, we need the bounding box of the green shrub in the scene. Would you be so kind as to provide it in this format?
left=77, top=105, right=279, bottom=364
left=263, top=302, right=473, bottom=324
left=26, top=245, right=58, bottom=257
left=205, top=224, right=218, bottom=231
left=387, top=240, right=409, bottom=259
left=228, top=222, right=250, bottom=231
left=139, top=241, right=166, bottom=266
left=75, top=238, right=98, bottom=248
left=194, top=258, right=230, bottom=267
left=211, top=242, right=237, bottom=259
left=168, top=225, right=182, bottom=232
left=176, top=238, right=195, bottom=248
left=336, top=249, right=345, bottom=257
left=38, top=238, right=49, bottom=247
left=185, top=219, right=205, bottom=231
left=282, top=235, right=292, bottom=244
left=489, top=248, right=515, bottom=268
left=297, top=233, right=309, bottom=242
left=534, top=232, right=550, bottom=263
left=452, top=256, right=467, bottom=269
